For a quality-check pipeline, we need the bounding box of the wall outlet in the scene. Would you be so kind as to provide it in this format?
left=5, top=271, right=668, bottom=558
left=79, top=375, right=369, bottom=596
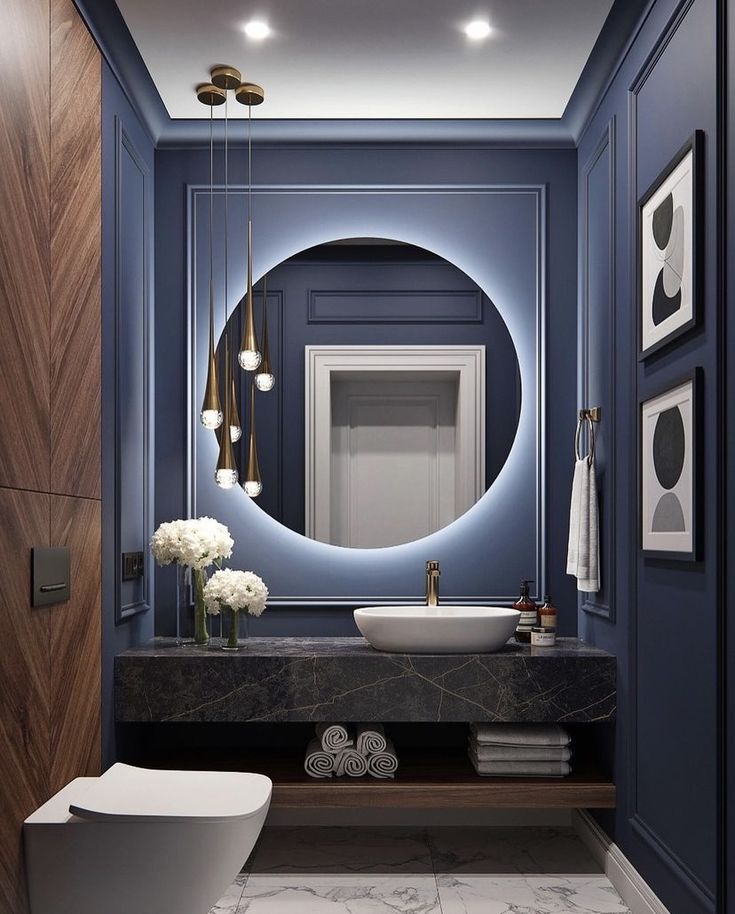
left=122, top=551, right=145, bottom=580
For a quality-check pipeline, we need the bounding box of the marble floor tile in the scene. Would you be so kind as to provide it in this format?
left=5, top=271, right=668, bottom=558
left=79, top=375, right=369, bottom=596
left=209, top=872, right=248, bottom=914
left=249, top=827, right=433, bottom=875
left=237, top=876, right=441, bottom=914
left=436, top=875, right=630, bottom=914
left=428, top=826, right=601, bottom=875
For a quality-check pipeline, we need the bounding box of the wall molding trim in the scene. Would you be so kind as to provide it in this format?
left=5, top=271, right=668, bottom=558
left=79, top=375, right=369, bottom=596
left=307, top=289, right=484, bottom=324
left=186, top=182, right=547, bottom=606
left=573, top=811, right=671, bottom=914
left=113, top=116, right=153, bottom=623
left=579, top=116, right=617, bottom=621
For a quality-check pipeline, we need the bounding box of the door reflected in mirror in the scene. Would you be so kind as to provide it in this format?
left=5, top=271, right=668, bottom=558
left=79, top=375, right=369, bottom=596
left=218, top=238, right=521, bottom=548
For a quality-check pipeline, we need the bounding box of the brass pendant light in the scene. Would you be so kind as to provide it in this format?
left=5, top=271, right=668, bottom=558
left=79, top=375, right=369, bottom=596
left=242, top=379, right=263, bottom=498
left=229, top=367, right=242, bottom=442
left=254, top=273, right=275, bottom=391
left=236, top=82, right=265, bottom=371
left=197, top=84, right=226, bottom=429
left=214, top=81, right=239, bottom=488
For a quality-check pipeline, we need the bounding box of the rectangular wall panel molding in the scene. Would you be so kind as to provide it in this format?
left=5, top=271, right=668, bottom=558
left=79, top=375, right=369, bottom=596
left=114, top=118, right=153, bottom=622
left=308, top=289, right=484, bottom=323
left=579, top=117, right=616, bottom=620
left=50, top=0, right=102, bottom=500
left=0, top=0, right=51, bottom=494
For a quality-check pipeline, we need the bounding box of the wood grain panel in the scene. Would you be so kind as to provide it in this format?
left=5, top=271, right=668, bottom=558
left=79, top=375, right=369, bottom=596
left=0, top=488, right=50, bottom=914
left=49, top=495, right=101, bottom=792
left=50, top=0, right=101, bottom=499
left=0, top=0, right=50, bottom=493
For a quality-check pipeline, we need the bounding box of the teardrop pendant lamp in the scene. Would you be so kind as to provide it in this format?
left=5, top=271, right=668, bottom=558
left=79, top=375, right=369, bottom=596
left=213, top=77, right=239, bottom=488
left=254, top=273, right=275, bottom=391
left=236, top=81, right=265, bottom=371
left=197, top=83, right=226, bottom=429
left=242, top=379, right=263, bottom=498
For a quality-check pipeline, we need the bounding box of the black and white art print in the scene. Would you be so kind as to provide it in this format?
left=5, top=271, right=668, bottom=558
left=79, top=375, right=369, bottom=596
left=640, top=370, right=700, bottom=560
left=638, top=132, right=702, bottom=359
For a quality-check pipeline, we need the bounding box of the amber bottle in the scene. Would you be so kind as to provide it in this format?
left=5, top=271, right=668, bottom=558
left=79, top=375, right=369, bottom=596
left=513, top=579, right=538, bottom=643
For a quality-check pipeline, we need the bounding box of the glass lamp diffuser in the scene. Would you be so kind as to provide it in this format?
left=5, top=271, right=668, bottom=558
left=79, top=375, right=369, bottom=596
left=243, top=381, right=263, bottom=497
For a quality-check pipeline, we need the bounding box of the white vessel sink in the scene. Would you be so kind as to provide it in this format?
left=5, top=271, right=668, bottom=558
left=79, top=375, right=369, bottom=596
left=353, top=605, right=521, bottom=654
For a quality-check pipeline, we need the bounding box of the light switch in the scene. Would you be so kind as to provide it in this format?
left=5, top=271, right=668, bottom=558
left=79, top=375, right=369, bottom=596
left=32, top=547, right=71, bottom=607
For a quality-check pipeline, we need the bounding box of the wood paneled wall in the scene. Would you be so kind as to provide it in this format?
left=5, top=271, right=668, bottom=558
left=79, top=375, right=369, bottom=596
left=0, top=0, right=102, bottom=912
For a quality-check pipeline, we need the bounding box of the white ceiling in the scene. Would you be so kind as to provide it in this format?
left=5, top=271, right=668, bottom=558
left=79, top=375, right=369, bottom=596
left=115, top=0, right=613, bottom=120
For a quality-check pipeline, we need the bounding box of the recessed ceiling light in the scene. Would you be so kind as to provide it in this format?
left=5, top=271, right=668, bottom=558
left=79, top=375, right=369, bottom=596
left=244, top=20, right=271, bottom=40
left=465, top=19, right=492, bottom=40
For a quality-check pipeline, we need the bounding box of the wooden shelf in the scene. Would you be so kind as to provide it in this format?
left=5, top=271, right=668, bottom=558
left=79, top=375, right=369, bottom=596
left=129, top=750, right=616, bottom=809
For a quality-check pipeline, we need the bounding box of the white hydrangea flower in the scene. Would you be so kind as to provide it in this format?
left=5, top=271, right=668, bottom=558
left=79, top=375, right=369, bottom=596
left=203, top=568, right=268, bottom=616
left=150, top=517, right=233, bottom=571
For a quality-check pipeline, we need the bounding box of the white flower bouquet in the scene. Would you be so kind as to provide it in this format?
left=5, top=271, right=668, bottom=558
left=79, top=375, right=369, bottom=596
left=150, top=517, right=234, bottom=644
left=203, top=569, right=268, bottom=650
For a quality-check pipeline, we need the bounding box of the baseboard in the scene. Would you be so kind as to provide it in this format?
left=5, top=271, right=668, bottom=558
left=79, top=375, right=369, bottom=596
left=573, top=810, right=671, bottom=914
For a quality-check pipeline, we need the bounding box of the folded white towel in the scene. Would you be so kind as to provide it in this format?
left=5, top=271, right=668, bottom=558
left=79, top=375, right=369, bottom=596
left=315, top=723, right=353, bottom=752
left=356, top=723, right=387, bottom=756
left=470, top=724, right=571, bottom=747
left=366, top=739, right=399, bottom=779
left=470, top=741, right=571, bottom=762
left=469, top=753, right=571, bottom=778
left=333, top=748, right=368, bottom=777
left=304, top=738, right=334, bottom=778
left=567, top=457, right=600, bottom=592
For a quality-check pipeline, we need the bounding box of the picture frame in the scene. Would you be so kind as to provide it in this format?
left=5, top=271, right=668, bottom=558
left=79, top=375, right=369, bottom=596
left=639, top=368, right=702, bottom=561
left=637, top=131, right=703, bottom=360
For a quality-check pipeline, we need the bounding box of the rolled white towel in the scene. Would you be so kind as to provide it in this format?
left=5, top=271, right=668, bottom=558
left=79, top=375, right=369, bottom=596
left=366, top=739, right=399, bottom=779
left=334, top=748, right=368, bottom=777
left=356, top=723, right=387, bottom=756
left=304, top=738, right=334, bottom=778
left=470, top=724, right=571, bottom=747
left=470, top=741, right=571, bottom=762
left=315, top=723, right=353, bottom=752
left=469, top=754, right=571, bottom=778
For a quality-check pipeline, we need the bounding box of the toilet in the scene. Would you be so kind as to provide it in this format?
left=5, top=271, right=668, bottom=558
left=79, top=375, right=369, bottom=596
left=24, top=763, right=272, bottom=914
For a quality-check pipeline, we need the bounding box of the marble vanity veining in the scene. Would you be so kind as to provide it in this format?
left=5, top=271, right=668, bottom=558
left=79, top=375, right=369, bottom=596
left=115, top=637, right=615, bottom=724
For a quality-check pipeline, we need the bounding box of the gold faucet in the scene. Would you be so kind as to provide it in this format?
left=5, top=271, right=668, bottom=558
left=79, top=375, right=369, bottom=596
left=426, top=560, right=440, bottom=607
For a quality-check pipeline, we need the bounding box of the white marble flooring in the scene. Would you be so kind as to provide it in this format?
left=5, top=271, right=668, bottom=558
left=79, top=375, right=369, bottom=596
left=210, top=826, right=630, bottom=914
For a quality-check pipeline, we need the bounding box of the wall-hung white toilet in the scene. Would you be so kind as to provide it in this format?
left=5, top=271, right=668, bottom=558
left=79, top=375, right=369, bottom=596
left=24, top=763, right=272, bottom=914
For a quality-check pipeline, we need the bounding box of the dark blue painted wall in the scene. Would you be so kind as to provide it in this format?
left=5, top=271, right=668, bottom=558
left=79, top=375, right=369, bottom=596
left=101, top=61, right=155, bottom=766
left=154, top=145, right=578, bottom=637
left=578, top=0, right=721, bottom=911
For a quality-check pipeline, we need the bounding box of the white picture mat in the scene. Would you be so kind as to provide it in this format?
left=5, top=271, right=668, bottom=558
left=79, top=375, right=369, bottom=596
left=640, top=149, right=694, bottom=353
left=641, top=380, right=694, bottom=553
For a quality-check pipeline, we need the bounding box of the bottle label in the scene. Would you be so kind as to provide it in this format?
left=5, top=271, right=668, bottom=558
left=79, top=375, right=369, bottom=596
left=540, top=613, right=556, bottom=628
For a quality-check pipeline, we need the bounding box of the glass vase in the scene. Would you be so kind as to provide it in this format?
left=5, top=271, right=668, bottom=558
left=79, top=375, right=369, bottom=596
left=175, top=564, right=192, bottom=646
left=192, top=568, right=209, bottom=645
left=222, top=608, right=248, bottom=651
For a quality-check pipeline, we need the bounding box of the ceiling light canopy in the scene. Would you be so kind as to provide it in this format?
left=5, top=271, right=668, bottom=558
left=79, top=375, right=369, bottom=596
left=465, top=19, right=492, bottom=40
left=243, top=20, right=271, bottom=40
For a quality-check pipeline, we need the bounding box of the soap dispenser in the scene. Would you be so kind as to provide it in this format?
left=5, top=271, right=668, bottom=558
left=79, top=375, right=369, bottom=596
left=513, top=579, right=538, bottom=644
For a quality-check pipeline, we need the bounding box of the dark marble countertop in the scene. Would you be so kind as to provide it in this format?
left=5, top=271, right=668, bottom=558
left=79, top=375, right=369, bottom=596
left=119, top=636, right=613, bottom=660
left=115, top=637, right=616, bottom=725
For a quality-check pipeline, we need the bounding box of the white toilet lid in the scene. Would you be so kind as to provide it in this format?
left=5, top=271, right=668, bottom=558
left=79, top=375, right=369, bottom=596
left=69, top=763, right=272, bottom=823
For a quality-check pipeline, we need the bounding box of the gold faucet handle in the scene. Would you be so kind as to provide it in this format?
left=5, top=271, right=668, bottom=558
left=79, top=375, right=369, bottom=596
left=426, top=560, right=440, bottom=574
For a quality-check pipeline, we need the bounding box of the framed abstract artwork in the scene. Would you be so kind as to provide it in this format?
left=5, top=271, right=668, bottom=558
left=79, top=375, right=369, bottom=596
left=638, top=131, right=703, bottom=359
left=639, top=368, right=701, bottom=560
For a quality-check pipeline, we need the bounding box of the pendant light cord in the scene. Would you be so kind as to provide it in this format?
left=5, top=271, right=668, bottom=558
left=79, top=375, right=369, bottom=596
left=248, top=101, right=252, bottom=232
left=224, top=93, right=229, bottom=329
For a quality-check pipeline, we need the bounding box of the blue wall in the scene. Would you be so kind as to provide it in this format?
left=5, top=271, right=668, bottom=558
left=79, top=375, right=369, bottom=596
left=101, top=61, right=155, bottom=765
left=577, top=0, right=721, bottom=910
left=154, top=146, right=578, bottom=637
